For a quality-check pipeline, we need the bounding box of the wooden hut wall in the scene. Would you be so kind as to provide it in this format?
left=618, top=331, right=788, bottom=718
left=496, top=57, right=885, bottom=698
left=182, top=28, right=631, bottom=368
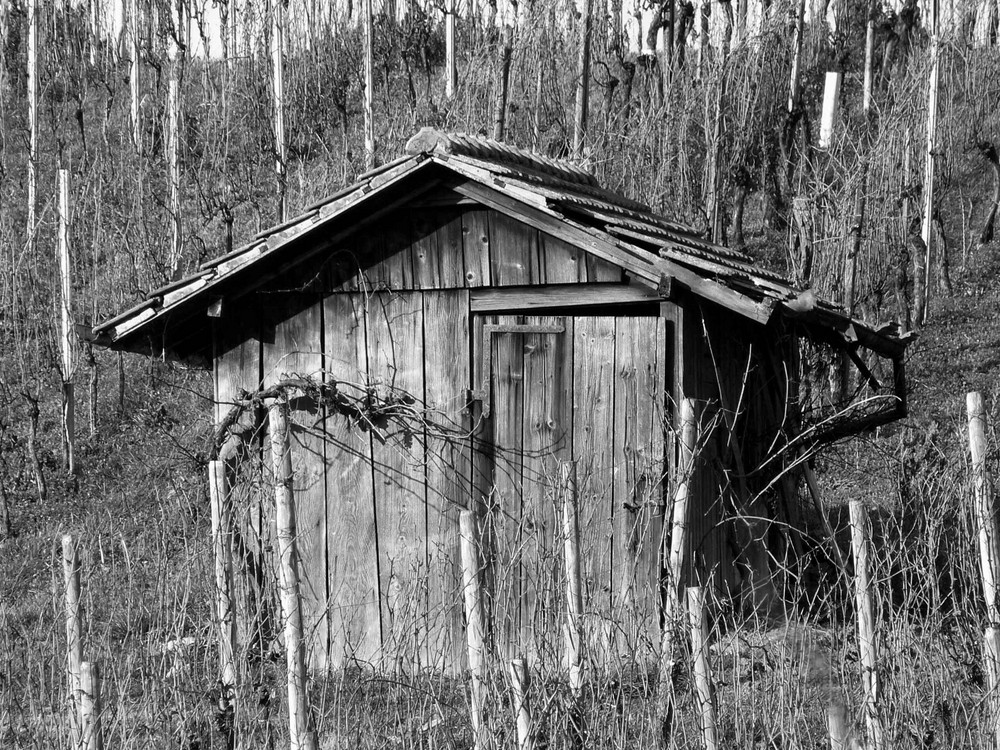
left=212, top=202, right=683, bottom=673
left=216, top=289, right=671, bottom=672
left=677, top=300, right=794, bottom=602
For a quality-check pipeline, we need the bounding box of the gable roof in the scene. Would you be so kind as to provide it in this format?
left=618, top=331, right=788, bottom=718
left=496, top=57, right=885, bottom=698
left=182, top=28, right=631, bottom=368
left=86, top=128, right=909, bottom=367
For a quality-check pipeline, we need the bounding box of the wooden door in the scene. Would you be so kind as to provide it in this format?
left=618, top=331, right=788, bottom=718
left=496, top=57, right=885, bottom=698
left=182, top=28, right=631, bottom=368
left=475, top=314, right=668, bottom=667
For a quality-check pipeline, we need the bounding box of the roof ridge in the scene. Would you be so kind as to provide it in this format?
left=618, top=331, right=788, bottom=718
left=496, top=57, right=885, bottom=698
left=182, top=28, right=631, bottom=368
left=404, top=126, right=598, bottom=188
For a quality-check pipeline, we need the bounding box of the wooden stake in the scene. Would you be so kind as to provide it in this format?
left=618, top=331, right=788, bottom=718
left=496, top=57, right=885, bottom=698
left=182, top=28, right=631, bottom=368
left=27, top=0, right=37, bottom=252
left=363, top=0, right=375, bottom=170
left=849, top=500, right=883, bottom=750
left=967, top=392, right=1000, bottom=748
left=572, top=0, right=593, bottom=157
left=827, top=694, right=851, bottom=749
left=272, top=0, right=286, bottom=222
left=968, top=392, right=1000, bottom=623
left=655, top=398, right=697, bottom=749
left=986, top=626, right=1000, bottom=749
left=129, top=0, right=140, bottom=150
left=562, top=462, right=583, bottom=694
left=459, top=510, right=487, bottom=750
left=58, top=169, right=76, bottom=476
left=79, top=661, right=103, bottom=750
left=862, top=0, right=875, bottom=114
left=687, top=586, right=718, bottom=750
left=444, top=0, right=456, bottom=97
left=209, top=461, right=238, bottom=690
left=920, top=0, right=940, bottom=326
left=267, top=400, right=317, bottom=750
left=819, top=71, right=842, bottom=149
left=509, top=658, right=535, bottom=750
left=63, top=534, right=83, bottom=748
left=167, top=76, right=181, bottom=274
left=787, top=0, right=807, bottom=113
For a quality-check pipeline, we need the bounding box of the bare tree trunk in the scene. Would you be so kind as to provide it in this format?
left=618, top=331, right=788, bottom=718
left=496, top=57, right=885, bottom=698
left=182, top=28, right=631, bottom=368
left=87, top=345, right=98, bottom=437
left=894, top=243, right=911, bottom=334
left=977, top=140, right=1000, bottom=248
left=573, top=0, right=593, bottom=157
left=493, top=23, right=514, bottom=141
left=24, top=394, right=46, bottom=502
left=730, top=174, right=750, bottom=249
left=933, top=209, right=952, bottom=295
left=117, top=352, right=126, bottom=416
left=911, top=228, right=926, bottom=330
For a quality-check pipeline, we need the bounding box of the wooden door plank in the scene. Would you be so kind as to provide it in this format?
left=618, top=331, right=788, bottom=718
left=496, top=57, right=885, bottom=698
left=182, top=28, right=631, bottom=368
left=422, top=290, right=471, bottom=674
left=462, top=209, right=490, bottom=287
left=489, top=212, right=539, bottom=286
left=261, top=294, right=328, bottom=671
left=540, top=233, right=587, bottom=284
left=571, top=315, right=616, bottom=663
left=520, top=316, right=573, bottom=661
left=367, top=292, right=427, bottom=670
left=491, top=315, right=525, bottom=660
left=611, top=317, right=667, bottom=662
left=322, top=293, right=381, bottom=668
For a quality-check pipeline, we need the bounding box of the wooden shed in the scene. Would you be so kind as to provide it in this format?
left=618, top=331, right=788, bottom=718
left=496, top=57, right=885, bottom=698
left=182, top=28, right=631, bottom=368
left=88, top=129, right=909, bottom=674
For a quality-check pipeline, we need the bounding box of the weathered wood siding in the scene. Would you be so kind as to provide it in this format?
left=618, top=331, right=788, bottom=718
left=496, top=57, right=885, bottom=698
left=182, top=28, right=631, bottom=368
left=212, top=200, right=796, bottom=673
left=280, top=199, right=623, bottom=293
left=676, top=297, right=794, bottom=602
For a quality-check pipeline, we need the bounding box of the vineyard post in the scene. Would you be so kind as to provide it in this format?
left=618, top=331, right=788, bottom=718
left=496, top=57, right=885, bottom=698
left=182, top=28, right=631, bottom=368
left=509, top=658, right=535, bottom=750
left=267, top=399, right=317, bottom=750
left=849, top=500, right=883, bottom=749
left=968, top=391, right=1000, bottom=747
left=459, top=510, right=487, bottom=750
left=687, top=586, right=718, bottom=750
left=655, top=397, right=697, bottom=749
left=63, top=534, right=83, bottom=748
left=79, top=661, right=103, bottom=750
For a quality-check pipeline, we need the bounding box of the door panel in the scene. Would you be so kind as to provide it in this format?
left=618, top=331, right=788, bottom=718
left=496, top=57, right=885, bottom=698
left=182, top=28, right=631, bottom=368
left=476, top=314, right=667, bottom=666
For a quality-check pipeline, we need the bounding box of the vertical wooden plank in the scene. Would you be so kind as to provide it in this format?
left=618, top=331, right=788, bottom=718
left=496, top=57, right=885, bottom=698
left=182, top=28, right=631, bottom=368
left=367, top=291, right=426, bottom=670
left=586, top=254, right=624, bottom=282
left=540, top=233, right=587, bottom=284
left=462, top=209, right=490, bottom=287
left=213, top=302, right=261, bottom=425
left=520, top=316, right=573, bottom=660
left=611, top=317, right=666, bottom=661
left=380, top=214, right=414, bottom=290
left=412, top=211, right=441, bottom=290
left=323, top=293, right=381, bottom=668
left=422, top=290, right=471, bottom=674
left=491, top=316, right=525, bottom=660
left=490, top=212, right=538, bottom=286
left=436, top=209, right=468, bottom=288
left=261, top=293, right=328, bottom=671
left=571, top=316, right=616, bottom=663
left=413, top=209, right=467, bottom=290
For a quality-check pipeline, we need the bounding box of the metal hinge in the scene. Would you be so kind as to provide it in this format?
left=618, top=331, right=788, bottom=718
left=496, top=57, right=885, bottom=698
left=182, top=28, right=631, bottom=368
left=470, top=322, right=565, bottom=418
